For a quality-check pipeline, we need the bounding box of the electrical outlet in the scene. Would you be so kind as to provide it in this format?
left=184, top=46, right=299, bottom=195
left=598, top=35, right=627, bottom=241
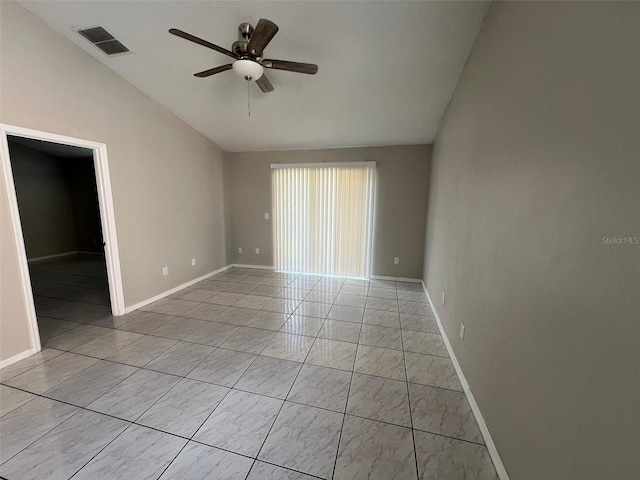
left=460, top=324, right=465, bottom=340
left=191, top=258, right=196, bottom=266
left=162, top=266, right=168, bottom=276
left=393, top=257, right=400, bottom=265
left=238, top=247, right=242, bottom=254
left=442, top=292, right=446, bottom=305
left=264, top=213, right=270, bottom=220
left=255, top=248, right=260, bottom=254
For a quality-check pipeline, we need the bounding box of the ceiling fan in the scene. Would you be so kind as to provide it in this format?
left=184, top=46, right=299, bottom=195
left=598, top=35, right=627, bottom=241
left=169, top=19, right=318, bottom=93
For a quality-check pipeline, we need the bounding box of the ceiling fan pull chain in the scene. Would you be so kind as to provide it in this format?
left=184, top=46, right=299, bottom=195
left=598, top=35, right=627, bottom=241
left=247, top=79, right=251, bottom=117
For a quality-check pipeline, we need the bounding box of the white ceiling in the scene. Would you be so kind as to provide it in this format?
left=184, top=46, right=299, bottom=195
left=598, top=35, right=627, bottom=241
left=19, top=1, right=489, bottom=152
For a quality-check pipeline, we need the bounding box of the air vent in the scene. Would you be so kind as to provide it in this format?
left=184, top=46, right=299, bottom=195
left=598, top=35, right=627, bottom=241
left=77, top=26, right=130, bottom=56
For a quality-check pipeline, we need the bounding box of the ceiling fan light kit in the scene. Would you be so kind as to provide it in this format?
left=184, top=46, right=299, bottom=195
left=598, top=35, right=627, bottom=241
left=232, top=59, right=264, bottom=81
left=169, top=18, right=318, bottom=95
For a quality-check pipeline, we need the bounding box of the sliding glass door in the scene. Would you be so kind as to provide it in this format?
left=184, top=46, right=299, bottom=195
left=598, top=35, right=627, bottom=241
left=271, top=162, right=376, bottom=278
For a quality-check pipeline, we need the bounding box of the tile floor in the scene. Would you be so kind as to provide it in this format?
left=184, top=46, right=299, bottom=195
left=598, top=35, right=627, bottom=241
left=0, top=256, right=498, bottom=479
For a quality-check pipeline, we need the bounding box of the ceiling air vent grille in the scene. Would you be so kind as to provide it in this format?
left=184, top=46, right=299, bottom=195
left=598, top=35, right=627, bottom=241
left=77, top=26, right=130, bottom=56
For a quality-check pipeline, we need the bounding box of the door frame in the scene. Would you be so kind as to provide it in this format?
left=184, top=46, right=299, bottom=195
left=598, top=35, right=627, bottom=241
left=0, top=124, right=126, bottom=355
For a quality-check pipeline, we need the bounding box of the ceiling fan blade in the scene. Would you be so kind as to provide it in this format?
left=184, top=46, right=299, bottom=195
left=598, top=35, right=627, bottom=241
left=263, top=59, right=318, bottom=75
left=169, top=28, right=237, bottom=59
left=247, top=19, right=279, bottom=57
left=194, top=64, right=233, bottom=78
left=256, top=74, right=274, bottom=93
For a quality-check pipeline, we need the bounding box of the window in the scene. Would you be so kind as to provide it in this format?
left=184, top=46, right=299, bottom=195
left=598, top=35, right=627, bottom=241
left=271, top=162, right=376, bottom=278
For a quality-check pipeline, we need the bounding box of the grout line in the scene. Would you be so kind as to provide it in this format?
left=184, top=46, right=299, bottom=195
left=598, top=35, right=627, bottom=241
left=10, top=264, right=471, bottom=478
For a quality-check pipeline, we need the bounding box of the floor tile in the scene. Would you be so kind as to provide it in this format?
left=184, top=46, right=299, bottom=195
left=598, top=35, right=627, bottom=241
left=245, top=310, right=289, bottom=331
left=137, top=378, right=228, bottom=437
left=340, top=285, right=369, bottom=296
left=44, top=324, right=112, bottom=350
left=305, top=290, right=338, bottom=304
left=183, top=320, right=239, bottom=346
left=280, top=315, right=325, bottom=336
left=317, top=319, right=361, bottom=343
left=402, top=331, right=447, bottom=357
left=224, top=283, right=258, bottom=294
left=252, top=285, right=284, bottom=297
left=234, top=294, right=273, bottom=310
left=400, top=313, right=439, bottom=333
left=399, top=301, right=433, bottom=316
left=187, top=348, right=256, bottom=386
left=306, top=338, right=357, bottom=371
left=37, top=317, right=81, bottom=342
left=153, top=299, right=201, bottom=316
left=347, top=373, right=411, bottom=426
left=0, top=385, right=35, bottom=417
left=259, top=402, right=343, bottom=479
left=334, top=293, right=367, bottom=308
left=396, top=282, right=424, bottom=292
left=261, top=332, right=315, bottom=362
left=203, top=280, right=236, bottom=292
left=328, top=305, right=365, bottom=323
left=87, top=368, right=180, bottom=420
left=0, top=396, right=79, bottom=463
left=208, top=292, right=246, bottom=306
left=220, top=326, right=276, bottom=354
left=213, top=306, right=259, bottom=325
left=5, top=352, right=99, bottom=394
left=149, top=316, right=208, bottom=341
left=369, top=279, right=397, bottom=290
left=72, top=424, right=187, bottom=480
left=0, top=348, right=64, bottom=382
left=144, top=341, right=214, bottom=376
left=194, top=389, right=282, bottom=456
left=179, top=288, right=218, bottom=302
left=414, top=430, right=497, bottom=480
left=235, top=356, right=302, bottom=398
left=409, top=383, right=483, bottom=443
left=159, top=442, right=253, bottom=479
left=354, top=345, right=406, bottom=381
left=367, top=287, right=398, bottom=299
left=334, top=415, right=416, bottom=480
left=70, top=330, right=142, bottom=358
left=181, top=302, right=228, bottom=321
left=294, top=301, right=331, bottom=318
left=288, top=364, right=352, bottom=412
left=263, top=297, right=301, bottom=314
left=138, top=297, right=170, bottom=311
left=247, top=461, right=318, bottom=480
left=404, top=352, right=462, bottom=391
left=119, top=312, right=176, bottom=334
left=106, top=335, right=177, bottom=366
left=276, top=288, right=309, bottom=301
left=363, top=309, right=401, bottom=328
left=44, top=360, right=137, bottom=406
left=0, top=409, right=128, bottom=480
left=359, top=324, right=403, bottom=350
left=397, top=290, right=428, bottom=302
left=365, top=297, right=399, bottom=312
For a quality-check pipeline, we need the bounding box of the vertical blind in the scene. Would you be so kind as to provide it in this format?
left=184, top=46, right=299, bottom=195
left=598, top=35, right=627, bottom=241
left=271, top=162, right=376, bottom=278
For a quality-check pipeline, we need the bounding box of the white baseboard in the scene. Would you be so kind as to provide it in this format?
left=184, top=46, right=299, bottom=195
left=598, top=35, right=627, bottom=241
left=371, top=275, right=422, bottom=283
left=123, top=265, right=232, bottom=314
left=421, top=281, right=510, bottom=480
left=27, top=251, right=78, bottom=263
left=0, top=347, right=38, bottom=369
left=230, top=264, right=275, bottom=270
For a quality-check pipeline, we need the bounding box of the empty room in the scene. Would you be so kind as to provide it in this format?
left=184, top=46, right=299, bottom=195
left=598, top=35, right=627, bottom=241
left=0, top=1, right=638, bottom=480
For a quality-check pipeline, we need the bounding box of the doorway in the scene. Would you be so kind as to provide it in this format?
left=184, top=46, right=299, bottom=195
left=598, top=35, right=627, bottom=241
left=1, top=124, right=125, bottom=355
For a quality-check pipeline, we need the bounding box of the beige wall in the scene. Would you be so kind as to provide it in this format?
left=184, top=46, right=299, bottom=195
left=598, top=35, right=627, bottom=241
left=423, top=2, right=640, bottom=479
left=0, top=1, right=227, bottom=361
left=226, top=145, right=431, bottom=278
left=9, top=143, right=79, bottom=258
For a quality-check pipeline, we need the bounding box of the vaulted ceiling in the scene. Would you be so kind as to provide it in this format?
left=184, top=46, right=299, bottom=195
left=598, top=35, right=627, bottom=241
left=20, top=1, right=489, bottom=152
